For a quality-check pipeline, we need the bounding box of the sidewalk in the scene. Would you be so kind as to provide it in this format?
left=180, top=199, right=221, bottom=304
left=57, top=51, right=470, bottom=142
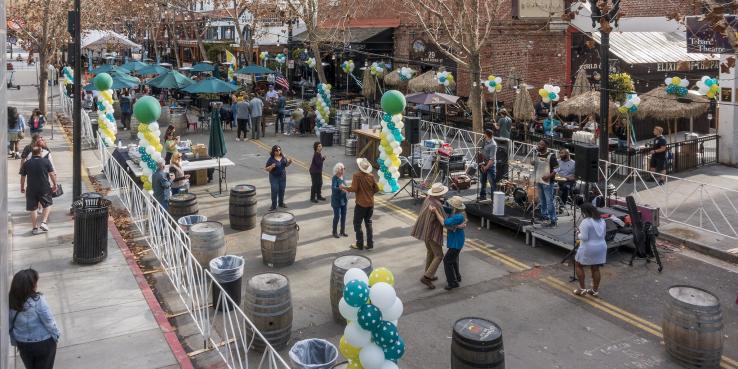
left=7, top=136, right=184, bottom=369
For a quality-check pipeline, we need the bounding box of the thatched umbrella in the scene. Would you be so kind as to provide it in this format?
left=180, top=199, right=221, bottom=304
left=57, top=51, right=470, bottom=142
left=361, top=66, right=377, bottom=99
left=513, top=83, right=535, bottom=121
left=557, top=90, right=618, bottom=117
left=637, top=86, right=709, bottom=142
left=408, top=70, right=455, bottom=92
left=384, top=69, right=404, bottom=87
left=570, top=68, right=591, bottom=97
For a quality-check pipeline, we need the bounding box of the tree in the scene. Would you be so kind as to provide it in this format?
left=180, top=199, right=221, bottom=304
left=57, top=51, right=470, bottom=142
left=405, top=0, right=507, bottom=133
left=214, top=0, right=273, bottom=65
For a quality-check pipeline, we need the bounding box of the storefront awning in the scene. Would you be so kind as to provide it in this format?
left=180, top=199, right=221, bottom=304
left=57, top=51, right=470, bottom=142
left=292, top=27, right=391, bottom=44
left=591, top=31, right=717, bottom=64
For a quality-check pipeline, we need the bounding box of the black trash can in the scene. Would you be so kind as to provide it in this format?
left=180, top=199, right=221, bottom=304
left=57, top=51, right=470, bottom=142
left=210, top=255, right=245, bottom=312
left=73, top=194, right=111, bottom=264
left=320, top=129, right=335, bottom=147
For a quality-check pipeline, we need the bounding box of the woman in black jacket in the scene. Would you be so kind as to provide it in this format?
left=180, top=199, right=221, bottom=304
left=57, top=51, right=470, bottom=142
left=309, top=141, right=326, bottom=203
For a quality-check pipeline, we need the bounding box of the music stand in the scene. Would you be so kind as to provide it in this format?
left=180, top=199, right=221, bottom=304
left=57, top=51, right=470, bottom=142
left=390, top=155, right=419, bottom=201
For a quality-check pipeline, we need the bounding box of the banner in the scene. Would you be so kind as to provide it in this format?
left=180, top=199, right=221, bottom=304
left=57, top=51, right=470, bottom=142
left=686, top=15, right=738, bottom=54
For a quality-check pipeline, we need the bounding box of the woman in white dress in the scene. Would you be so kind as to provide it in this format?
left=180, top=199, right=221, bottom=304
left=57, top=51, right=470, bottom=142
left=574, top=202, right=607, bottom=297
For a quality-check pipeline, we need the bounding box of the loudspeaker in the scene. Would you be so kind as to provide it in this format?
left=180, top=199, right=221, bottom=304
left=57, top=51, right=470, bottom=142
left=494, top=138, right=510, bottom=179
left=405, top=116, right=421, bottom=145
left=574, top=143, right=598, bottom=182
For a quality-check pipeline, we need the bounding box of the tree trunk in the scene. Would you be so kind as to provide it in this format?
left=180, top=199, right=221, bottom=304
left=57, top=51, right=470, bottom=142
left=167, top=24, right=181, bottom=67
left=195, top=25, right=207, bottom=61
left=469, top=54, right=483, bottom=133
left=310, top=42, right=327, bottom=84
left=38, top=49, right=49, bottom=115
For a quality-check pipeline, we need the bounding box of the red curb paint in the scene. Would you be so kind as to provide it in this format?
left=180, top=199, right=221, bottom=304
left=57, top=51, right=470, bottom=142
left=108, top=218, right=195, bottom=369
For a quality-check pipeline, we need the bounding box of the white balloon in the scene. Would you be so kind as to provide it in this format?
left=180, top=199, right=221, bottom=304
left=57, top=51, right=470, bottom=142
left=390, top=320, right=398, bottom=327
left=345, top=321, right=372, bottom=348
left=395, top=121, right=404, bottom=130
left=664, top=77, right=672, bottom=85
left=391, top=115, right=402, bottom=123
left=369, top=282, right=396, bottom=310
left=394, top=147, right=402, bottom=155
left=339, top=298, right=359, bottom=321
left=146, top=146, right=154, bottom=155
left=137, top=132, right=144, bottom=140
left=381, top=298, right=403, bottom=321
left=344, top=268, right=369, bottom=285
left=380, top=360, right=399, bottom=369
left=359, top=343, right=385, bottom=369
left=680, top=79, right=689, bottom=87
left=553, top=86, right=561, bottom=93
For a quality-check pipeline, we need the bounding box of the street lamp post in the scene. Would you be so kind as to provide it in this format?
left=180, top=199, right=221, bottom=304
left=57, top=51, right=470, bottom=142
left=589, top=0, right=619, bottom=164
left=71, top=0, right=82, bottom=201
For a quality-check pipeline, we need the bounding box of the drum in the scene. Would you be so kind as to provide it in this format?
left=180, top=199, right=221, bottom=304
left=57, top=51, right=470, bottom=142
left=526, top=185, right=537, bottom=203
left=512, top=187, right=528, bottom=206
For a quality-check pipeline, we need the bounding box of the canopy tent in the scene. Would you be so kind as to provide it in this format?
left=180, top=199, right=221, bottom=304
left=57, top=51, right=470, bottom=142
left=236, top=64, right=275, bottom=75
left=146, top=70, right=195, bottom=89
left=512, top=83, right=535, bottom=121
left=408, top=70, right=454, bottom=93
left=191, top=62, right=216, bottom=73
left=84, top=72, right=140, bottom=91
left=637, top=86, right=709, bottom=142
left=82, top=30, right=141, bottom=51
left=182, top=77, right=238, bottom=94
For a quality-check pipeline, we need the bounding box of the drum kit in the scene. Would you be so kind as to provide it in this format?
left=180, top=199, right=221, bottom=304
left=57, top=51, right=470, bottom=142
left=497, top=160, right=537, bottom=211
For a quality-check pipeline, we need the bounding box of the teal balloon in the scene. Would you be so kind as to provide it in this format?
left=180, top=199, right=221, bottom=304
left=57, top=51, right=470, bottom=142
left=94, top=73, right=113, bottom=90
left=357, top=304, right=383, bottom=331
left=381, top=90, right=406, bottom=115
left=343, top=280, right=369, bottom=307
left=705, top=79, right=714, bottom=87
left=371, top=320, right=399, bottom=349
left=133, top=96, right=162, bottom=124
left=383, top=337, right=405, bottom=360
left=548, top=92, right=557, bottom=100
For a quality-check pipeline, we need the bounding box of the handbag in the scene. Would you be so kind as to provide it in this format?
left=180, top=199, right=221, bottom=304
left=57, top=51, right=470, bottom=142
left=52, top=183, right=64, bottom=198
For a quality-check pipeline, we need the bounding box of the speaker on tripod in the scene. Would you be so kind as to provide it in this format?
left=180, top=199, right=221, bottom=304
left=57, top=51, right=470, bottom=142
left=494, top=137, right=510, bottom=179
left=405, top=116, right=421, bottom=145
left=574, top=143, right=598, bottom=183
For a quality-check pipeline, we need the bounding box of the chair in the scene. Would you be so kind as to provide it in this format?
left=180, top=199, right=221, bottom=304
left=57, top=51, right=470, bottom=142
left=185, top=112, right=199, bottom=132
left=199, top=111, right=210, bottom=132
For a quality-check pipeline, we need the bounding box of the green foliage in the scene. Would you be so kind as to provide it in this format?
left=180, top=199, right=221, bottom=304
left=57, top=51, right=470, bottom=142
left=609, top=73, right=635, bottom=104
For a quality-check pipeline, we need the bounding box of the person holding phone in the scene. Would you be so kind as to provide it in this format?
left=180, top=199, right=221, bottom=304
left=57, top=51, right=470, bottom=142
left=265, top=145, right=292, bottom=211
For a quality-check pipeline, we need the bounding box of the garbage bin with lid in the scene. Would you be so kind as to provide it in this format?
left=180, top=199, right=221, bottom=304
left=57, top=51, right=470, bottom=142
left=73, top=194, right=111, bottom=264
left=320, top=129, right=336, bottom=147
left=210, top=255, right=245, bottom=312
left=289, top=339, right=338, bottom=369
left=178, top=215, right=208, bottom=233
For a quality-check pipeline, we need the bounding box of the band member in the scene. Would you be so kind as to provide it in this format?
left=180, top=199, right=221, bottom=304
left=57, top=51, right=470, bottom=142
left=477, top=129, right=497, bottom=201
left=649, top=126, right=667, bottom=185
left=533, top=140, right=558, bottom=227
left=554, top=148, right=576, bottom=205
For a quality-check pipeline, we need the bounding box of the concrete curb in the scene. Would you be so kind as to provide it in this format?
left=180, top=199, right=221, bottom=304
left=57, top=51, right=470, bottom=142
left=659, top=230, right=738, bottom=265
left=107, top=217, right=195, bottom=369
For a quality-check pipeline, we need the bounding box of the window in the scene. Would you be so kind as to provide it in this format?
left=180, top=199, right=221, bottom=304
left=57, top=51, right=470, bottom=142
left=222, top=26, right=235, bottom=40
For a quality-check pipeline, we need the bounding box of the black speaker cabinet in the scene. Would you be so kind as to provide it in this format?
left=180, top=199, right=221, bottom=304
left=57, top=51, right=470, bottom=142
left=574, top=143, right=599, bottom=182
left=405, top=116, right=421, bottom=145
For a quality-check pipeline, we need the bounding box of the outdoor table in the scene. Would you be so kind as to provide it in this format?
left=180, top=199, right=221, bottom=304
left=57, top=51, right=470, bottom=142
left=353, top=128, right=381, bottom=168
left=126, top=157, right=235, bottom=186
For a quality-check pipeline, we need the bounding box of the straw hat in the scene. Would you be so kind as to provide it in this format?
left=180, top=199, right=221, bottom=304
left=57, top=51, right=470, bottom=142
left=427, top=182, right=449, bottom=197
left=447, top=196, right=466, bottom=210
left=356, top=158, right=373, bottom=174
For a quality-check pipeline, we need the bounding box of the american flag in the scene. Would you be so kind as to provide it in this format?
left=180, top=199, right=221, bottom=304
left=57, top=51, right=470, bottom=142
left=275, top=75, right=289, bottom=91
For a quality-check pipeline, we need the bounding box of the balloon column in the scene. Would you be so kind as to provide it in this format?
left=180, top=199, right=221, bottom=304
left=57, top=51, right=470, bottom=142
left=618, top=93, right=641, bottom=114
left=696, top=76, right=719, bottom=99
left=370, top=62, right=385, bottom=77
left=665, top=76, right=689, bottom=97
left=275, top=53, right=287, bottom=64
left=437, top=71, right=454, bottom=87
left=306, top=57, right=316, bottom=69
left=342, top=60, right=356, bottom=74
left=314, top=83, right=332, bottom=133
left=339, top=267, right=405, bottom=369
left=133, top=96, right=163, bottom=191
left=94, top=73, right=118, bottom=147
left=62, top=67, right=73, bottom=96
left=538, top=84, right=560, bottom=103
left=399, top=67, right=414, bottom=81
left=377, top=90, right=405, bottom=193
left=482, top=75, right=502, bottom=93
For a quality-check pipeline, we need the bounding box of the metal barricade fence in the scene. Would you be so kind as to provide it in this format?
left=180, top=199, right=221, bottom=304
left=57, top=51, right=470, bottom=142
left=98, top=138, right=291, bottom=369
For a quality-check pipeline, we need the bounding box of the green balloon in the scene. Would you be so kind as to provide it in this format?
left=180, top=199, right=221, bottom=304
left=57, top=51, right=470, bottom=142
left=381, top=90, right=406, bottom=115
left=93, top=73, right=113, bottom=91
left=133, top=96, right=162, bottom=123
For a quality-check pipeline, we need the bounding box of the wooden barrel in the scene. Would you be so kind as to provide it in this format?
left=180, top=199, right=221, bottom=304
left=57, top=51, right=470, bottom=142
left=169, top=193, right=198, bottom=219
left=189, top=221, right=226, bottom=267
left=330, top=255, right=372, bottom=324
left=451, top=317, right=505, bottom=369
left=260, top=212, right=299, bottom=267
left=244, top=273, right=292, bottom=351
left=229, top=184, right=257, bottom=230
left=663, top=285, right=724, bottom=368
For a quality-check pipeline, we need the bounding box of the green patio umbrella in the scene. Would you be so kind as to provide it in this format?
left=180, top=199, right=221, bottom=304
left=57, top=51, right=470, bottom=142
left=84, top=72, right=140, bottom=90
left=138, top=64, right=170, bottom=76
left=91, top=64, right=130, bottom=75
left=146, top=70, right=195, bottom=89
left=236, top=64, right=275, bottom=75
left=208, top=109, right=227, bottom=194
left=191, top=62, right=215, bottom=73
left=182, top=77, right=238, bottom=94
left=121, top=60, right=150, bottom=73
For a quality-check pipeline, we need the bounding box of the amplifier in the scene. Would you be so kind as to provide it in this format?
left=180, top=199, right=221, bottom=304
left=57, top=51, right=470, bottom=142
left=609, top=200, right=660, bottom=227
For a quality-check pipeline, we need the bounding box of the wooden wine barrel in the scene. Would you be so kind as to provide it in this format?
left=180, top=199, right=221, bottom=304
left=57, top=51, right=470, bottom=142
left=229, top=184, right=257, bottom=230
left=244, top=273, right=292, bottom=351
left=189, top=221, right=226, bottom=267
left=260, top=212, right=299, bottom=267
left=663, top=285, right=724, bottom=369
left=330, top=255, right=372, bottom=324
left=451, top=317, right=505, bottom=369
left=169, top=193, right=198, bottom=219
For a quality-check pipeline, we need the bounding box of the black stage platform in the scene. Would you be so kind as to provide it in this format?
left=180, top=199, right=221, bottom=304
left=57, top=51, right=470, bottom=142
left=465, top=202, right=532, bottom=235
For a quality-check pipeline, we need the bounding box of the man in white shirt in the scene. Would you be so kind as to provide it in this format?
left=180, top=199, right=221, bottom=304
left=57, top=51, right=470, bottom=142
left=554, top=148, right=576, bottom=205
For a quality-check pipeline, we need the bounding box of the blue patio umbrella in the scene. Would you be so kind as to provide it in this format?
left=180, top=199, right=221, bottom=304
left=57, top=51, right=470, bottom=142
left=191, top=62, right=215, bottom=73
left=91, top=64, right=130, bottom=75
left=121, top=60, right=150, bottom=73
left=182, top=77, right=238, bottom=94
left=236, top=64, right=275, bottom=75
left=138, top=64, right=170, bottom=76
left=146, top=70, right=195, bottom=89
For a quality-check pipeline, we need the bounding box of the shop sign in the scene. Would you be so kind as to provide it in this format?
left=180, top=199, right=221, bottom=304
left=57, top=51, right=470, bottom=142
left=411, top=39, right=454, bottom=66
left=686, top=15, right=738, bottom=54
left=655, top=60, right=719, bottom=72
left=513, top=0, right=563, bottom=18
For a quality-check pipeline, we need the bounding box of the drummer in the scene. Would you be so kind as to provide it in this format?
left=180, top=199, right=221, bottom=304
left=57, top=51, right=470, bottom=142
left=554, top=149, right=576, bottom=205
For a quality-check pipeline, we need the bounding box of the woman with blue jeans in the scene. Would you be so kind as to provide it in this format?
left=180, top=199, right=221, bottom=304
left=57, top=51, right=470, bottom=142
left=9, top=268, right=60, bottom=369
left=265, top=145, right=292, bottom=211
left=533, top=140, right=559, bottom=227
left=331, top=163, right=349, bottom=238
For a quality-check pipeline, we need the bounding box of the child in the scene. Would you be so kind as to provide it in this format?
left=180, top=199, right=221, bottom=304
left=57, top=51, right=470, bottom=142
left=440, top=196, right=467, bottom=290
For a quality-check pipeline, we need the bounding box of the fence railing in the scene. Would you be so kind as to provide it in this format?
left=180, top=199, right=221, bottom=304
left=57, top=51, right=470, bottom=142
left=59, top=83, right=96, bottom=148
left=97, top=138, right=291, bottom=369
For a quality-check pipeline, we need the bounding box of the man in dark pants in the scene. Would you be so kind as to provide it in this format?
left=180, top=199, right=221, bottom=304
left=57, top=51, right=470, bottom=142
left=477, top=129, right=497, bottom=201
left=20, top=146, right=57, bottom=235
left=235, top=97, right=250, bottom=141
left=342, top=158, right=379, bottom=250
left=649, top=126, right=668, bottom=185
left=275, top=90, right=286, bottom=134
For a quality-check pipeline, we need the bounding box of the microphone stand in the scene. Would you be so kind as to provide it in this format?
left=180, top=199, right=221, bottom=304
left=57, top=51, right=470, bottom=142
left=559, top=201, right=579, bottom=282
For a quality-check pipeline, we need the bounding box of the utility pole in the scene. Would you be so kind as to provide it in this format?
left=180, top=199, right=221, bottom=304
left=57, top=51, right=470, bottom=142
left=0, top=0, right=10, bottom=367
left=71, top=0, right=82, bottom=200
left=589, top=0, right=619, bottom=163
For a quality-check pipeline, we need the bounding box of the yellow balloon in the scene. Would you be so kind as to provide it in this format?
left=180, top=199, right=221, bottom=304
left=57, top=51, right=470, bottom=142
left=672, top=77, right=681, bottom=85
left=347, top=360, right=364, bottom=369
left=339, top=336, right=360, bottom=361
left=539, top=89, right=547, bottom=97
left=378, top=182, right=385, bottom=192
left=487, top=75, right=494, bottom=80
left=392, top=158, right=401, bottom=168
left=369, top=267, right=395, bottom=286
